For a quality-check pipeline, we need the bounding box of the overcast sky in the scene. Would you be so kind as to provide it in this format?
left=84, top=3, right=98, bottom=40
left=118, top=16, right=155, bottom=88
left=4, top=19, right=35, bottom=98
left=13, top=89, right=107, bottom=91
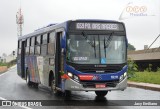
left=0, top=0, right=159, bottom=56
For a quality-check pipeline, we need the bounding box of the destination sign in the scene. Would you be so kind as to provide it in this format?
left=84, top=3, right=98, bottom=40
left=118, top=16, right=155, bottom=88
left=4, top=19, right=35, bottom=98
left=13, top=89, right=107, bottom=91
left=76, top=23, right=119, bottom=30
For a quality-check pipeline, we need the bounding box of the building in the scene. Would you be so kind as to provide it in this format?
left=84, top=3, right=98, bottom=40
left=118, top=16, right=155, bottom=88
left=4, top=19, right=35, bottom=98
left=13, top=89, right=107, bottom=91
left=128, top=47, right=160, bottom=71
left=0, top=50, right=17, bottom=63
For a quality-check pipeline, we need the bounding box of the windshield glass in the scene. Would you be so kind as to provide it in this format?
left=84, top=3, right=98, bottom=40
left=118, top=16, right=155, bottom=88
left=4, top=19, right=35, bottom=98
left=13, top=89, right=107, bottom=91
left=66, top=34, right=126, bottom=64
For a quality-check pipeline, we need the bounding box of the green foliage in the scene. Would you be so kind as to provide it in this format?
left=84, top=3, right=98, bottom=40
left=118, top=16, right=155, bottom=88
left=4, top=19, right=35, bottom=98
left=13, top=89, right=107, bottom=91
left=157, top=67, right=160, bottom=72
left=127, top=58, right=138, bottom=78
left=0, top=62, right=8, bottom=66
left=128, top=43, right=136, bottom=51
left=0, top=59, right=16, bottom=68
left=129, top=71, right=160, bottom=84
left=144, top=64, right=152, bottom=72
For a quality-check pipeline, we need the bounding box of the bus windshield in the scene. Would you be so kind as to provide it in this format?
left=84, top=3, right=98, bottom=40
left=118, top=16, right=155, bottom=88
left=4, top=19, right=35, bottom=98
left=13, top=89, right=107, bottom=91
left=66, top=34, right=126, bottom=64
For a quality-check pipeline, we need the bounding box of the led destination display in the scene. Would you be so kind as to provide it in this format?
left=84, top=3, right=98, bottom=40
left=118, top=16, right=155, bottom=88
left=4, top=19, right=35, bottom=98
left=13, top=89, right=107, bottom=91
left=69, top=21, right=125, bottom=31
left=76, top=23, right=119, bottom=30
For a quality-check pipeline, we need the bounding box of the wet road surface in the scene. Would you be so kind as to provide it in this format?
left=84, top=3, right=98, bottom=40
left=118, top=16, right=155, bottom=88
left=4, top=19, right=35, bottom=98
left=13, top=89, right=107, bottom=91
left=0, top=66, right=159, bottom=109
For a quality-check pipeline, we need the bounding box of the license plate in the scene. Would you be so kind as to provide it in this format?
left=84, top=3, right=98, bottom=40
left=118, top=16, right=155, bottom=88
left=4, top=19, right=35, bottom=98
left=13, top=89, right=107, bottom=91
left=95, top=84, right=106, bottom=88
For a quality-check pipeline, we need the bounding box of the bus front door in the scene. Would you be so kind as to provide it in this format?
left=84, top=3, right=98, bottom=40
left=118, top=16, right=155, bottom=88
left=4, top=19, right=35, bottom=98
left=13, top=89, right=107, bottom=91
left=55, top=32, right=63, bottom=87
left=21, top=41, right=25, bottom=78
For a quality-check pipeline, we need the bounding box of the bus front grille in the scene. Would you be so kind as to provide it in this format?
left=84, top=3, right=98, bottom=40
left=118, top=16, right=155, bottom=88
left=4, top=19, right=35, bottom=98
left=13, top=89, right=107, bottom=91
left=81, top=80, right=118, bottom=88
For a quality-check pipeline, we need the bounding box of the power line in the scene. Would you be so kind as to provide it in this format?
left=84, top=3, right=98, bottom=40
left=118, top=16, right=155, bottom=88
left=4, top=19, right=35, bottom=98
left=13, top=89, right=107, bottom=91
left=145, top=34, right=160, bottom=53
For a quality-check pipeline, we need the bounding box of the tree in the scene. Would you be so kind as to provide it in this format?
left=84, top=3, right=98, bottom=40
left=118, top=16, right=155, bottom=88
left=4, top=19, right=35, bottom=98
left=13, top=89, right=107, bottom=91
left=127, top=58, right=138, bottom=78
left=128, top=43, right=136, bottom=51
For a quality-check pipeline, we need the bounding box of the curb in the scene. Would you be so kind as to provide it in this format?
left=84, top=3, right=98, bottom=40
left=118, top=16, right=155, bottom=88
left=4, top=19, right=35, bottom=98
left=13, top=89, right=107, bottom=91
left=8, top=65, right=17, bottom=70
left=128, top=81, right=160, bottom=92
left=0, top=65, right=16, bottom=75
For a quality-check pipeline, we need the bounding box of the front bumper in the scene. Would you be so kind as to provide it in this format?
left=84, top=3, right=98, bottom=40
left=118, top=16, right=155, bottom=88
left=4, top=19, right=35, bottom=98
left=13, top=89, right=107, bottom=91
left=65, top=76, right=127, bottom=91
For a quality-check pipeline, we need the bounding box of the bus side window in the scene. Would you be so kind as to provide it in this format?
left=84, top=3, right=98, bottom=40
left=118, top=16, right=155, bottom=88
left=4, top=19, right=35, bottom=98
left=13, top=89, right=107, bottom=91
left=30, top=37, right=35, bottom=55
left=41, top=34, right=47, bottom=55
left=35, top=35, right=41, bottom=55
left=25, top=38, right=30, bottom=55
left=18, top=40, right=22, bottom=55
left=48, top=32, right=55, bottom=55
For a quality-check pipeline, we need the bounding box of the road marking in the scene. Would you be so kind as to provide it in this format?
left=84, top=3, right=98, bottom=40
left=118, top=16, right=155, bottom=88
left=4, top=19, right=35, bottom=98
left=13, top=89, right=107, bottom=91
left=0, top=72, right=8, bottom=77
left=0, top=65, right=17, bottom=77
left=0, top=96, right=32, bottom=109
left=0, top=71, right=10, bottom=77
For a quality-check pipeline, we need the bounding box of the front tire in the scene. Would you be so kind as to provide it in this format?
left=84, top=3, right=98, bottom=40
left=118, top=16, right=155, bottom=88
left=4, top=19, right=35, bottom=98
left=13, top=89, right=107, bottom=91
left=95, top=91, right=108, bottom=97
left=51, top=79, right=61, bottom=95
left=65, top=90, right=71, bottom=97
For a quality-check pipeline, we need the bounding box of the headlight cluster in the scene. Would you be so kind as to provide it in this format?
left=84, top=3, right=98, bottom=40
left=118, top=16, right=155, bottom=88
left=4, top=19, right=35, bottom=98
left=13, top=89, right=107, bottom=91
left=119, top=72, right=127, bottom=82
left=67, top=72, right=80, bottom=83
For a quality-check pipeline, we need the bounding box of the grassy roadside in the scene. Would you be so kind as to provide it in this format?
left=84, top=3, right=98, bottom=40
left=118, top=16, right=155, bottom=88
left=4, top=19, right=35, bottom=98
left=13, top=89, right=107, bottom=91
left=128, top=71, right=160, bottom=85
left=0, top=59, right=16, bottom=74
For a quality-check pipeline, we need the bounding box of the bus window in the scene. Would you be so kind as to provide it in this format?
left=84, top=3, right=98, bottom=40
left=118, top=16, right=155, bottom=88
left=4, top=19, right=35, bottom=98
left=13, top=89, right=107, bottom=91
left=18, top=40, right=22, bottom=54
left=26, top=38, right=30, bottom=46
left=25, top=38, right=30, bottom=55
left=35, top=36, right=41, bottom=55
left=48, top=32, right=55, bottom=55
left=43, top=34, right=48, bottom=44
left=18, top=40, right=22, bottom=48
left=41, top=34, right=47, bottom=55
left=30, top=37, right=35, bottom=55
left=49, top=32, right=55, bottom=43
left=31, top=37, right=35, bottom=46
left=36, top=35, right=41, bottom=45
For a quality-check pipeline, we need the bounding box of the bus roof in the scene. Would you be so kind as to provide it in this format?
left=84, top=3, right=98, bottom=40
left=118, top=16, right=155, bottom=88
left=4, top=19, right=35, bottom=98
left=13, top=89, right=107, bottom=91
left=18, top=19, right=122, bottom=40
left=18, top=21, right=68, bottom=40
left=75, top=19, right=119, bottom=23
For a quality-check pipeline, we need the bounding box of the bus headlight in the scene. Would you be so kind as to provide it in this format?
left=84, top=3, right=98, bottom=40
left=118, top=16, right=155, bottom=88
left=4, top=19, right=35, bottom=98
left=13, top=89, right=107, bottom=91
left=119, top=72, right=127, bottom=82
left=67, top=72, right=73, bottom=78
left=73, top=75, right=80, bottom=82
left=124, top=72, right=127, bottom=77
left=67, top=72, right=79, bottom=82
left=119, top=75, right=124, bottom=82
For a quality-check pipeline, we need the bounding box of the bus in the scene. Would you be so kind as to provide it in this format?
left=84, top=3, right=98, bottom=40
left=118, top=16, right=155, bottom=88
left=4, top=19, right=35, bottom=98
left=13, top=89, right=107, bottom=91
left=17, top=19, right=128, bottom=97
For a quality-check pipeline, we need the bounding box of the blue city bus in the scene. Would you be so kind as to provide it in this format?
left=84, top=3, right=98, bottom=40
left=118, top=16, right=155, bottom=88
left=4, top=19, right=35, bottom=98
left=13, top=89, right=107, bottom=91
left=17, top=19, right=128, bottom=97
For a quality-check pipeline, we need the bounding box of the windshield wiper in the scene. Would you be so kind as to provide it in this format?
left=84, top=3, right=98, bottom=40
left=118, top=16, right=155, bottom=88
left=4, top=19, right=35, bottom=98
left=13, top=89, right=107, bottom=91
left=82, top=32, right=96, bottom=57
left=104, top=32, right=114, bottom=57
left=94, top=36, right=96, bottom=57
left=104, top=37, right=106, bottom=58
left=104, top=32, right=113, bottom=48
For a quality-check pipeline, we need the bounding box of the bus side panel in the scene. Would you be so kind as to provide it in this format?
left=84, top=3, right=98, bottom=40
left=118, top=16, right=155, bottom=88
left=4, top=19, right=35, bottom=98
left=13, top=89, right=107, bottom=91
left=17, top=55, right=21, bottom=77
left=26, top=56, right=40, bottom=83
left=37, top=56, right=44, bottom=84
left=42, top=56, right=49, bottom=86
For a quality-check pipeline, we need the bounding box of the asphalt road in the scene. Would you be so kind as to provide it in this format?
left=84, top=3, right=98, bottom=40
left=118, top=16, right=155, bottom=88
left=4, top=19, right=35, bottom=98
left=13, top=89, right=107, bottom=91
left=0, top=66, right=159, bottom=109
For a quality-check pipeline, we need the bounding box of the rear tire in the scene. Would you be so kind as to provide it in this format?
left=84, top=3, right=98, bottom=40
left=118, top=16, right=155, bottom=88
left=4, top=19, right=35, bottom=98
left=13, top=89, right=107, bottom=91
left=34, top=83, right=39, bottom=88
left=26, top=70, right=32, bottom=86
left=95, top=91, right=108, bottom=97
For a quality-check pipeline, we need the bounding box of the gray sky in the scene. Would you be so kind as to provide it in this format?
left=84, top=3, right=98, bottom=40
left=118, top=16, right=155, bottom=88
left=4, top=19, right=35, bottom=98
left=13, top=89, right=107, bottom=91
left=0, top=0, right=159, bottom=56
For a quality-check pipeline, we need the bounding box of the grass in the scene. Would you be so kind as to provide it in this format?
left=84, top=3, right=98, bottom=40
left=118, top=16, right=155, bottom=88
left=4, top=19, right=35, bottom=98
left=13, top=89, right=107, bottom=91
left=0, top=59, right=16, bottom=68
left=0, top=62, right=8, bottom=66
left=129, top=71, right=160, bottom=85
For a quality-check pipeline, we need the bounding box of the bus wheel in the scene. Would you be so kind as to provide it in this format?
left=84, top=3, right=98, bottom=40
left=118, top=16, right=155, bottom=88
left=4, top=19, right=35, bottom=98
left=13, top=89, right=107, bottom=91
left=51, top=80, right=60, bottom=95
left=64, top=90, right=71, bottom=97
left=95, top=91, right=108, bottom=97
left=26, top=70, right=32, bottom=86
left=34, top=83, right=39, bottom=88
